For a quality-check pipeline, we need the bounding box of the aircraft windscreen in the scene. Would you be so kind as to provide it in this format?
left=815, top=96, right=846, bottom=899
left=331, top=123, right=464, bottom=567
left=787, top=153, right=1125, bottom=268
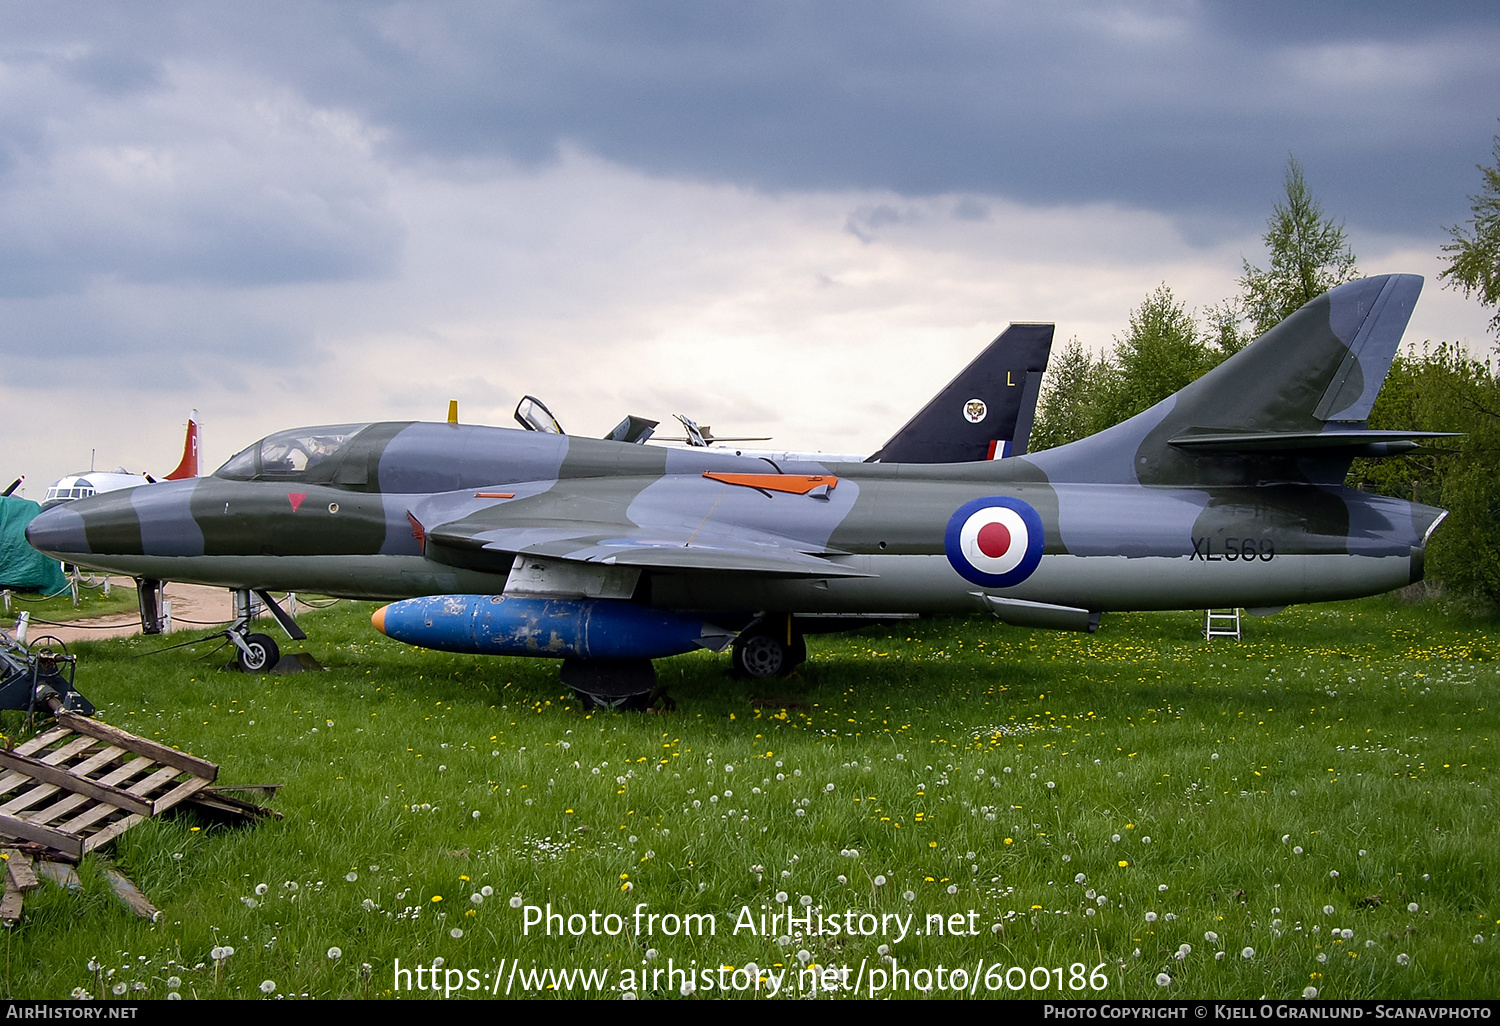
left=215, top=425, right=368, bottom=481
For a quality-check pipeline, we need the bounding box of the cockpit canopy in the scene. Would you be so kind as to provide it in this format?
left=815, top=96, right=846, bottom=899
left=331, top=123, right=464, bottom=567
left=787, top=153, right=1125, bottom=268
left=215, top=425, right=370, bottom=482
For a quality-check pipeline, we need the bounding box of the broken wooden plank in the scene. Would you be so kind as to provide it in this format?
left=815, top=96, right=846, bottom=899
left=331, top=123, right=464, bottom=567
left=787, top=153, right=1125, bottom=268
left=103, top=868, right=157, bottom=921
left=55, top=711, right=217, bottom=781
left=2, top=850, right=38, bottom=893
left=0, top=878, right=21, bottom=924
left=185, top=789, right=283, bottom=823
left=0, top=814, right=83, bottom=859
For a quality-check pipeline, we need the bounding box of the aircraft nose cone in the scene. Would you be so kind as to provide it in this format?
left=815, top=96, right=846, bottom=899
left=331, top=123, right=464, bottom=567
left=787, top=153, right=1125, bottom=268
left=372, top=605, right=389, bottom=635
left=24, top=504, right=91, bottom=558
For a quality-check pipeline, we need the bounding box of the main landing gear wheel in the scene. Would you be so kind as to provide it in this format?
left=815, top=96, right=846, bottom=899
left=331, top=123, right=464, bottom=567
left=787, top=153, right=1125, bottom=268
left=731, top=623, right=807, bottom=679
left=237, top=633, right=280, bottom=673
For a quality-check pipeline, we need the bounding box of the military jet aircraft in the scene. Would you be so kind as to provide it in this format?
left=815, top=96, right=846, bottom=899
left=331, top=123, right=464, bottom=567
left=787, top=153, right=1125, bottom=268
left=27, top=277, right=1448, bottom=707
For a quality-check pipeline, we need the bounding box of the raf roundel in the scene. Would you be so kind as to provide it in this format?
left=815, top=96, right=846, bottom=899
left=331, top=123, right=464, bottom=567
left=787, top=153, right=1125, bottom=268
left=944, top=496, right=1045, bottom=588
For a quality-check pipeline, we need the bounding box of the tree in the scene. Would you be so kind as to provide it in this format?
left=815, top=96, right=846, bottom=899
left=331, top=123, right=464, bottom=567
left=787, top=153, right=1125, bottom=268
left=1030, top=286, right=1218, bottom=451
left=1095, top=283, right=1214, bottom=426
left=1239, top=157, right=1359, bottom=336
left=1030, top=336, right=1103, bottom=451
left=1440, top=134, right=1500, bottom=337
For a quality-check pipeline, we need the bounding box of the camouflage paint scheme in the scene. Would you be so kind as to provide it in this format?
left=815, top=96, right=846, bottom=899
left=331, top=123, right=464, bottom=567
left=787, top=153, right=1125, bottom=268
left=26, top=276, right=1446, bottom=658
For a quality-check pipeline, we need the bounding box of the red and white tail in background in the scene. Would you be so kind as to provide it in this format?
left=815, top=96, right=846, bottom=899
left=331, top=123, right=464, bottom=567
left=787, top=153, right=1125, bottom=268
left=163, top=410, right=200, bottom=481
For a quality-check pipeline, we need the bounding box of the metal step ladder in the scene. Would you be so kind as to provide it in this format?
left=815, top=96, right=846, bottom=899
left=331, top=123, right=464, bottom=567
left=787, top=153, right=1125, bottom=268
left=1204, top=608, right=1241, bottom=641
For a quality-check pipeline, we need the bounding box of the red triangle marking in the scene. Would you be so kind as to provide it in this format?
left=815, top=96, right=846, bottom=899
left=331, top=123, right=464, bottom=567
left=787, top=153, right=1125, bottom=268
left=289, top=492, right=307, bottom=512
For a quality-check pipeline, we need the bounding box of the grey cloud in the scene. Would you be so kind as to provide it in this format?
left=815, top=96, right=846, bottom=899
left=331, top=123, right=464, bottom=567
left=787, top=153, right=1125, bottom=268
left=2, top=1, right=1497, bottom=261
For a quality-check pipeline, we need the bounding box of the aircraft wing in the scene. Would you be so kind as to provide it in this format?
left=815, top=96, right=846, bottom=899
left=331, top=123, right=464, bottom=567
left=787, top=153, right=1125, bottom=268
left=410, top=487, right=872, bottom=579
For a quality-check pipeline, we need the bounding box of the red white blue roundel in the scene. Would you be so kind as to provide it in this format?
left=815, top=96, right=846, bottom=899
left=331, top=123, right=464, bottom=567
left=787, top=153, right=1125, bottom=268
left=944, top=496, right=1044, bottom=588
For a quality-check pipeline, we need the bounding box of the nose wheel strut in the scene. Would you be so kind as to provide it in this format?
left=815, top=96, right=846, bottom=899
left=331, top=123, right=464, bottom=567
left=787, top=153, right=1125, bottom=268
left=223, top=589, right=306, bottom=673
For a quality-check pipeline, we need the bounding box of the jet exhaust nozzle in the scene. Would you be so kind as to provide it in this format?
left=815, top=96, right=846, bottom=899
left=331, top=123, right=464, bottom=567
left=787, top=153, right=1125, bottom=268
left=372, top=594, right=731, bottom=660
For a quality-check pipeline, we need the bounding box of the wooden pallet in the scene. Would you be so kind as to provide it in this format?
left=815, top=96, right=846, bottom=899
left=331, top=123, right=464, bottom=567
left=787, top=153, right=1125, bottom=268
left=0, top=708, right=217, bottom=860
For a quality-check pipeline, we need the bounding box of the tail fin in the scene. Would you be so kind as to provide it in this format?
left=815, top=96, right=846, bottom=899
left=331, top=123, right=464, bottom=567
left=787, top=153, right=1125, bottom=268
left=163, top=411, right=199, bottom=481
left=869, top=322, right=1054, bottom=462
left=1031, top=275, right=1446, bottom=486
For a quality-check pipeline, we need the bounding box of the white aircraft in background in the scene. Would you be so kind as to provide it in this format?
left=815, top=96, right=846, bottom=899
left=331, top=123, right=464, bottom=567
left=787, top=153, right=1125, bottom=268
left=41, top=412, right=201, bottom=509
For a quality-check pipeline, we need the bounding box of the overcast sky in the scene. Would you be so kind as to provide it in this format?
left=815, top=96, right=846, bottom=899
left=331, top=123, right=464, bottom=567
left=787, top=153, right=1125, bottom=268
left=4, top=1, right=1498, bottom=494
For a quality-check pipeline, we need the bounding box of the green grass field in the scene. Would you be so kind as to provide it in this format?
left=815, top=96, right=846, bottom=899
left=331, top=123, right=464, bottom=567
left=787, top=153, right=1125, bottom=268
left=1, top=574, right=139, bottom=630
left=4, top=595, right=1495, bottom=1000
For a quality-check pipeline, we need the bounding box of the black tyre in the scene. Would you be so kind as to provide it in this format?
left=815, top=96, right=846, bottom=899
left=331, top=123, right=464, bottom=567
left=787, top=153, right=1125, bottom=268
left=239, top=633, right=280, bottom=673
left=733, top=632, right=791, bottom=678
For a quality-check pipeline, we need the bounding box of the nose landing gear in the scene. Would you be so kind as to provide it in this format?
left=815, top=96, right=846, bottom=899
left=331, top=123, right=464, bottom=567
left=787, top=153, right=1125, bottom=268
left=224, top=589, right=306, bottom=673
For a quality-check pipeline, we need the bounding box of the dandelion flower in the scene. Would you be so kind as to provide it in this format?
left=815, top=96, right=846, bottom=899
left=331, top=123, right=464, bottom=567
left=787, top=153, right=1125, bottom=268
left=874, top=875, right=887, bottom=887
left=1303, top=986, right=1318, bottom=999
left=1324, top=905, right=1335, bottom=915
left=254, top=883, right=268, bottom=896
left=260, top=980, right=276, bottom=995
left=1242, top=947, right=1255, bottom=959
left=1145, top=912, right=1158, bottom=923
left=1075, top=874, right=1086, bottom=884
left=166, top=977, right=181, bottom=989
left=903, top=890, right=915, bottom=901
left=327, top=948, right=341, bottom=960
left=1330, top=870, right=1340, bottom=878
left=451, top=928, right=464, bottom=939
left=1294, top=846, right=1304, bottom=855
left=775, top=892, right=788, bottom=904
left=1397, top=953, right=1410, bottom=966
left=1205, top=931, right=1219, bottom=944
left=1155, top=973, right=1171, bottom=987
left=1408, top=903, right=1419, bottom=913
left=111, top=984, right=127, bottom=997
left=481, top=886, right=493, bottom=897
left=510, top=894, right=523, bottom=908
